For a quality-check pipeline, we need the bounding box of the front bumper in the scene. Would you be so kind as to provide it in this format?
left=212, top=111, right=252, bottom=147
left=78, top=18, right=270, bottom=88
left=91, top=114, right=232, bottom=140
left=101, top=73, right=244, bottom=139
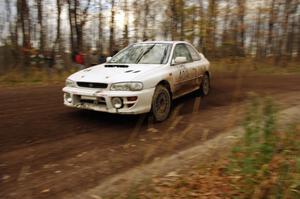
left=62, top=87, right=155, bottom=114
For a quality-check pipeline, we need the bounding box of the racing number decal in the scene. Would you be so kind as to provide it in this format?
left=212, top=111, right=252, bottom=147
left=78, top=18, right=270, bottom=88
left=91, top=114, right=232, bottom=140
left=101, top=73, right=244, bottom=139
left=177, top=64, right=189, bottom=82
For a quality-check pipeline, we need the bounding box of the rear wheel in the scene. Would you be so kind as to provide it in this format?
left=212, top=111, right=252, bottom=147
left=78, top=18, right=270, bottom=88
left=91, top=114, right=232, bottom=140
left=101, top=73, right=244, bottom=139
left=200, top=73, right=210, bottom=96
left=151, top=85, right=172, bottom=122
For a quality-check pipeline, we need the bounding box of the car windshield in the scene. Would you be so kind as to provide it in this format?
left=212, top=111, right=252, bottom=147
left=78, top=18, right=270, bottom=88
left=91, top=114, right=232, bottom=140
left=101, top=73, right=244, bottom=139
left=109, top=43, right=172, bottom=64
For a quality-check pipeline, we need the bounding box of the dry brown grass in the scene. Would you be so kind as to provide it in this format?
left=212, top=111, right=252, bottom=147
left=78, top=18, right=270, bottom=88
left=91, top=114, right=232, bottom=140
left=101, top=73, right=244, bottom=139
left=211, top=58, right=300, bottom=75
left=0, top=58, right=299, bottom=87
left=0, top=67, right=76, bottom=87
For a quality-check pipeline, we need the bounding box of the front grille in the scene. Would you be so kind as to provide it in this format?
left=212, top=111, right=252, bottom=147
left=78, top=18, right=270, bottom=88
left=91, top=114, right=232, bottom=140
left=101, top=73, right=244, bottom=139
left=77, top=82, right=108, bottom=89
left=80, top=99, right=106, bottom=105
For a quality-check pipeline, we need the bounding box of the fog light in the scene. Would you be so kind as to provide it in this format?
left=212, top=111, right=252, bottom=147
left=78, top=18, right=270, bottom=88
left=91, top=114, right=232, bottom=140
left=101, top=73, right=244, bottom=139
left=111, top=97, right=123, bottom=109
left=65, top=93, right=72, bottom=103
left=127, top=96, right=138, bottom=101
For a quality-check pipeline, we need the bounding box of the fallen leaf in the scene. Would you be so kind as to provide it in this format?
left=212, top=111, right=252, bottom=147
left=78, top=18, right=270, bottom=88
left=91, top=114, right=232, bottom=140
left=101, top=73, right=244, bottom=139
left=166, top=171, right=180, bottom=177
left=2, top=175, right=10, bottom=180
left=89, top=194, right=102, bottom=199
left=41, top=189, right=50, bottom=193
left=147, top=128, right=159, bottom=133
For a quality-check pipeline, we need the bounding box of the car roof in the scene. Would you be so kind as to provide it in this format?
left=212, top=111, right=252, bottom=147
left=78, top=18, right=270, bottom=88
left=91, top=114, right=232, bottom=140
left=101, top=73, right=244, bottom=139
left=138, top=41, right=190, bottom=45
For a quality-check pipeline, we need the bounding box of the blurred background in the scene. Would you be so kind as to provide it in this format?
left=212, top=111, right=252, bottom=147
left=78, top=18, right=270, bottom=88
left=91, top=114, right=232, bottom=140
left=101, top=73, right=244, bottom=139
left=0, top=0, right=299, bottom=84
left=1, top=1, right=300, bottom=198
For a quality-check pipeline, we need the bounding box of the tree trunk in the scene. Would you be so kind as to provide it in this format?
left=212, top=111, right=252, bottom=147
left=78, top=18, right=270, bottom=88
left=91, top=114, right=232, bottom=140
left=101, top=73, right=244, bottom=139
left=36, top=0, right=45, bottom=53
left=142, top=0, right=149, bottom=41
left=17, top=0, right=31, bottom=49
left=277, top=0, right=291, bottom=61
left=205, top=0, right=217, bottom=56
left=53, top=0, right=62, bottom=53
left=221, top=0, right=234, bottom=56
left=123, top=0, right=129, bottom=47
left=298, top=10, right=300, bottom=60
left=190, top=6, right=196, bottom=44
left=170, top=0, right=178, bottom=40
left=286, top=1, right=299, bottom=59
left=236, top=0, right=246, bottom=56
left=68, top=0, right=76, bottom=53
left=109, top=0, right=116, bottom=55
left=133, top=1, right=140, bottom=42
left=267, top=0, right=277, bottom=56
left=179, top=0, right=185, bottom=40
left=67, top=0, right=90, bottom=53
left=255, top=7, right=263, bottom=59
left=98, top=0, right=104, bottom=54
left=198, top=0, right=205, bottom=52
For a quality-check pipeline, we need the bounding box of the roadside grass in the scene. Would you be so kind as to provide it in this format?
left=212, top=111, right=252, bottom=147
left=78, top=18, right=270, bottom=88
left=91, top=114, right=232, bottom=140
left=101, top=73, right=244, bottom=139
left=120, top=97, right=300, bottom=199
left=0, top=58, right=299, bottom=87
left=0, top=67, right=76, bottom=87
left=211, top=58, right=300, bottom=75
left=227, top=97, right=300, bottom=198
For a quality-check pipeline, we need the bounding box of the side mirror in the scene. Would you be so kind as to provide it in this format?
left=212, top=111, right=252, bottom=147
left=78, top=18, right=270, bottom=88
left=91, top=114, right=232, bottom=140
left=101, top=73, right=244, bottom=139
left=174, top=56, right=187, bottom=64
left=106, top=57, right=112, bottom=62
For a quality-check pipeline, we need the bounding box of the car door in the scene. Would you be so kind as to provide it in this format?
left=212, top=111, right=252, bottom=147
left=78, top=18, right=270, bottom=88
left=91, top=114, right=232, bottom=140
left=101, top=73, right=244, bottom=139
left=185, top=44, right=205, bottom=88
left=171, top=43, right=195, bottom=98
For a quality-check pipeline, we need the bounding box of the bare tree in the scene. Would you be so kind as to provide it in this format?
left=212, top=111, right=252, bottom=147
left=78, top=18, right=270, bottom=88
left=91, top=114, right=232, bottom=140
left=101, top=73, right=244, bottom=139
left=255, top=6, right=263, bottom=58
left=179, top=0, right=185, bottom=40
left=285, top=0, right=299, bottom=58
left=142, top=0, right=150, bottom=41
left=36, top=0, right=45, bottom=53
left=17, top=0, right=31, bottom=49
left=53, top=0, right=62, bottom=53
left=298, top=9, right=300, bottom=59
left=109, top=0, right=116, bottom=55
left=3, top=0, right=300, bottom=66
left=123, top=0, right=129, bottom=47
left=236, top=0, right=246, bottom=55
left=133, top=1, right=141, bottom=42
left=98, top=0, right=104, bottom=54
left=198, top=0, right=205, bottom=51
left=205, top=0, right=218, bottom=55
left=67, top=0, right=91, bottom=52
left=267, top=0, right=277, bottom=56
left=170, top=0, right=178, bottom=40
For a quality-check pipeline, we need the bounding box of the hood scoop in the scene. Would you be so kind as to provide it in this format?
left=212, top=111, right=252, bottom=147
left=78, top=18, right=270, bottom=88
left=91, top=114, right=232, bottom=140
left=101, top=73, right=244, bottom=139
left=105, top=64, right=129, bottom=68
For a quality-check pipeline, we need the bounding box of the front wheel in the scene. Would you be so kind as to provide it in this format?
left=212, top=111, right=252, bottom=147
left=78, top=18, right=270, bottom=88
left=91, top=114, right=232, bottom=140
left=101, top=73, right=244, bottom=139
left=151, top=85, right=172, bottom=122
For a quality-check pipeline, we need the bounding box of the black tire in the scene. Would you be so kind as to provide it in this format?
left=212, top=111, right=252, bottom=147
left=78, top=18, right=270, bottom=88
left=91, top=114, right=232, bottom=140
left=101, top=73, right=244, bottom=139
left=200, top=73, right=210, bottom=96
left=151, top=85, right=172, bottom=122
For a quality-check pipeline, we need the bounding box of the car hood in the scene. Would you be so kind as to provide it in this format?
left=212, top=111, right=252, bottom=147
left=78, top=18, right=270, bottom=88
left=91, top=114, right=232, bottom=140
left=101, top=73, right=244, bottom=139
left=68, top=63, right=163, bottom=83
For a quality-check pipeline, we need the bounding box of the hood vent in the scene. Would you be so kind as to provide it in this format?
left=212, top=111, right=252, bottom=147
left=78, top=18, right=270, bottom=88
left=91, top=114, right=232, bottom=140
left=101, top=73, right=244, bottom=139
left=105, top=65, right=129, bottom=68
left=124, top=70, right=141, bottom=73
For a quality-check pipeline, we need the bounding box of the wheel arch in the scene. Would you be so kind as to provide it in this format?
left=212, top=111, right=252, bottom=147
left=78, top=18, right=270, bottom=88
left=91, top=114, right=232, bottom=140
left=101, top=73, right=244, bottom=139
left=204, top=70, right=210, bottom=78
left=156, top=80, right=173, bottom=98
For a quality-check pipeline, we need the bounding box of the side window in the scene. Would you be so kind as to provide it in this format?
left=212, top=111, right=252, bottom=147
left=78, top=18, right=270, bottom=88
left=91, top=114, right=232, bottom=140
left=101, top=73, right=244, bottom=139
left=173, top=44, right=192, bottom=63
left=186, top=45, right=201, bottom=61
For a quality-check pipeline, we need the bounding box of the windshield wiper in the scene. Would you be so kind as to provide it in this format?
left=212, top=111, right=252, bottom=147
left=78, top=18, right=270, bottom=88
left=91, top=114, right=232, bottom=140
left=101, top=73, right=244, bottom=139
left=136, top=44, right=155, bottom=64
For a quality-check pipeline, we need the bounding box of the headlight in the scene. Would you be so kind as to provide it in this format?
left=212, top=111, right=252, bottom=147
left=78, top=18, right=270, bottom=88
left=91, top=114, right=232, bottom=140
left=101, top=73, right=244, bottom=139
left=110, top=82, right=143, bottom=91
left=65, top=79, right=76, bottom=87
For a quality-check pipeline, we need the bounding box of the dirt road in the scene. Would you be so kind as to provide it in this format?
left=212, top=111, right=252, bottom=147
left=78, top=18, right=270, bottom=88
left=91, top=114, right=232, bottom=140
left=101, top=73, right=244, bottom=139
left=1, top=73, right=300, bottom=199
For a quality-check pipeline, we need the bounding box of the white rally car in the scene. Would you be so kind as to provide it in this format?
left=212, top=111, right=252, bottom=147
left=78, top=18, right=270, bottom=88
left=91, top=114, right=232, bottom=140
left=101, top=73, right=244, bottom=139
left=63, top=41, right=210, bottom=121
